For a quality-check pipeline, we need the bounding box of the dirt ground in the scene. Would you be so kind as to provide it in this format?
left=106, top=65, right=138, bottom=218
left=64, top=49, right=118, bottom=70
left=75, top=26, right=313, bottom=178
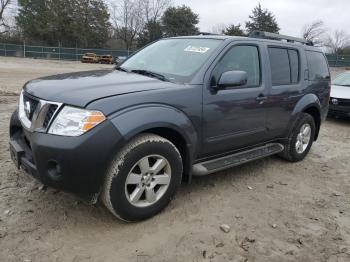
left=0, top=57, right=349, bottom=262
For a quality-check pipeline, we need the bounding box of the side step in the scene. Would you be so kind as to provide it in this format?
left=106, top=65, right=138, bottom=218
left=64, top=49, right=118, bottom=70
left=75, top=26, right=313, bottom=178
left=192, top=143, right=284, bottom=176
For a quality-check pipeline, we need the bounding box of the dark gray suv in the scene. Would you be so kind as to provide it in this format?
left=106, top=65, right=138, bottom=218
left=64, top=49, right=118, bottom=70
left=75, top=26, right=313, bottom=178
left=9, top=32, right=331, bottom=221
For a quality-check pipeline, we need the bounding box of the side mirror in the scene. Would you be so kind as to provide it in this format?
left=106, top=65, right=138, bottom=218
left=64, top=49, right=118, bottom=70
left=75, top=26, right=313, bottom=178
left=217, top=71, right=248, bottom=89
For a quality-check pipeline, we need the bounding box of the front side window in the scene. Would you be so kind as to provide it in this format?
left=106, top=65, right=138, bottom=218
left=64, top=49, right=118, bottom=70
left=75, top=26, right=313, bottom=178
left=306, top=51, right=330, bottom=81
left=121, top=38, right=223, bottom=83
left=212, top=45, right=261, bottom=87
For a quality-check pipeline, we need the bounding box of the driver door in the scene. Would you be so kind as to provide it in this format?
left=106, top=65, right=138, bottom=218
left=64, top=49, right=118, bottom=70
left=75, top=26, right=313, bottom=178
left=201, top=43, right=269, bottom=157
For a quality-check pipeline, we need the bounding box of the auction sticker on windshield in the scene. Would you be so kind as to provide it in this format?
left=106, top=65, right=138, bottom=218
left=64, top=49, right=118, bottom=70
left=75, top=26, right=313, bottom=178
left=184, top=46, right=210, bottom=53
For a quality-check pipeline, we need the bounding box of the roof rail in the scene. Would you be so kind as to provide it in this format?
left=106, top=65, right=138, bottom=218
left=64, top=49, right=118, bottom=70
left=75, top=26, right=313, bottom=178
left=197, top=32, right=220, bottom=36
left=249, top=31, right=314, bottom=46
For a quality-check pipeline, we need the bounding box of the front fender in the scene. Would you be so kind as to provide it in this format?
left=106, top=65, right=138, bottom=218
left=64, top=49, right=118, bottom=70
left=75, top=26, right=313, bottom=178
left=109, top=104, right=198, bottom=158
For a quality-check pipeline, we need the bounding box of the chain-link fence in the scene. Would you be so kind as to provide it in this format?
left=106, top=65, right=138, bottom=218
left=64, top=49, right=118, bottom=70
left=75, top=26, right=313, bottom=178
left=325, top=54, right=350, bottom=67
left=1, top=42, right=350, bottom=67
left=0, top=42, right=130, bottom=61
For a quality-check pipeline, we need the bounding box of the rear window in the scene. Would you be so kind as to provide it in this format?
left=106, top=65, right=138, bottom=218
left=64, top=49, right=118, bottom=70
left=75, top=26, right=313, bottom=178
left=306, top=51, right=330, bottom=81
left=268, top=47, right=300, bottom=86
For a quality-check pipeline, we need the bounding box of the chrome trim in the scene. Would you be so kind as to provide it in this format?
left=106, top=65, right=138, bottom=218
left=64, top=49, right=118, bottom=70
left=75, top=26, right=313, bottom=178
left=18, top=91, right=63, bottom=133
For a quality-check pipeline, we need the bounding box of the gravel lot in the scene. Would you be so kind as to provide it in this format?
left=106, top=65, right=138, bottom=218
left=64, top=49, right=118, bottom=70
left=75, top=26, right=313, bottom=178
left=0, top=57, right=349, bottom=262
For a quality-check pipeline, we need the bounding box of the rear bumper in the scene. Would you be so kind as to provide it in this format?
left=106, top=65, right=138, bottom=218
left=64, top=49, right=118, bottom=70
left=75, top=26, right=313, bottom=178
left=10, top=113, right=125, bottom=194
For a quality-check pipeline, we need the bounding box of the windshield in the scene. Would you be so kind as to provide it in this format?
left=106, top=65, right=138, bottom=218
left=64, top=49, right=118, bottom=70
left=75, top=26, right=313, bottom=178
left=333, top=72, right=350, bottom=87
left=121, top=38, right=222, bottom=83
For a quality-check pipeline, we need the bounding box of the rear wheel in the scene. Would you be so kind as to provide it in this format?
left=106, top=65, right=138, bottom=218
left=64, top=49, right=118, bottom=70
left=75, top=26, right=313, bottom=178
left=279, top=113, right=315, bottom=162
left=102, top=134, right=183, bottom=222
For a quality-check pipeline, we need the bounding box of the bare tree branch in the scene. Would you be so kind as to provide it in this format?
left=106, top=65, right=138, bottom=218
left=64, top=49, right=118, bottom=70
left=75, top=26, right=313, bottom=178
left=0, top=0, right=11, bottom=34
left=143, top=0, right=171, bottom=23
left=324, top=30, right=350, bottom=54
left=302, top=20, right=326, bottom=46
left=110, top=0, right=145, bottom=50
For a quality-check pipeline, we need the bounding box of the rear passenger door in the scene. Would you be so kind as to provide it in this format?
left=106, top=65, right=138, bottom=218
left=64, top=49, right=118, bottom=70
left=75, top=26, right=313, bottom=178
left=264, top=46, right=304, bottom=139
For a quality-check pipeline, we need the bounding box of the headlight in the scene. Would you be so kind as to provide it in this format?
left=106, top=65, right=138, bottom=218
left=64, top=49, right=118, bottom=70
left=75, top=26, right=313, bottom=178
left=48, top=106, right=106, bottom=136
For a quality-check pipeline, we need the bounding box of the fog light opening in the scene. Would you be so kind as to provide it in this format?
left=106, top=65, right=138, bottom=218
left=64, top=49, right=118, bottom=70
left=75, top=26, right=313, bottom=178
left=47, top=160, right=63, bottom=181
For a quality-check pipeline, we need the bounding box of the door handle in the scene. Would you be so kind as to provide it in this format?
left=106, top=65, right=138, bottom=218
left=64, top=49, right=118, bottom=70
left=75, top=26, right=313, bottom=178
left=255, top=94, right=267, bottom=102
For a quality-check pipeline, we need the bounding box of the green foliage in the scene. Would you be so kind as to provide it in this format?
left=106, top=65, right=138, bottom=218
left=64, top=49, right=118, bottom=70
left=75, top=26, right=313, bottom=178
left=16, top=0, right=111, bottom=48
left=161, top=5, right=199, bottom=37
left=137, top=21, right=163, bottom=48
left=222, top=24, right=246, bottom=36
left=245, top=3, right=279, bottom=34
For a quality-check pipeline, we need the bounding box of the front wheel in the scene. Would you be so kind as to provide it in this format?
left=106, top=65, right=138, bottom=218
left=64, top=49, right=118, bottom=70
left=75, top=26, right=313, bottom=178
left=279, top=113, right=316, bottom=162
left=102, top=134, right=183, bottom=222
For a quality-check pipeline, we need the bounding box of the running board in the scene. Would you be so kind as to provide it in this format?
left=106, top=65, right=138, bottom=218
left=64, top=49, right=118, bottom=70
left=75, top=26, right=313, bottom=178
left=192, top=143, right=284, bottom=176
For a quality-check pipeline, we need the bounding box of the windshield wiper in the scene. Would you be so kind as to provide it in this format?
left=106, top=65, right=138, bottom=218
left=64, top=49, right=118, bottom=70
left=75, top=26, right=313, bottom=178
left=131, top=69, right=169, bottom=82
left=115, top=66, right=129, bottom=72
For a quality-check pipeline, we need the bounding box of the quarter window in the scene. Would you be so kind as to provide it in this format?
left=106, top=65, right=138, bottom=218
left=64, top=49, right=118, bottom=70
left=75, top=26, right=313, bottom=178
left=306, top=51, right=330, bottom=81
left=212, top=45, right=260, bottom=87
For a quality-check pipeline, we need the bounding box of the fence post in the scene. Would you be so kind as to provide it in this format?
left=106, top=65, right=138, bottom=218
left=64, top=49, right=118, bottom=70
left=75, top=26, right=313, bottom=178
left=59, top=42, right=61, bottom=60
left=335, top=55, right=338, bottom=67
left=4, top=43, right=6, bottom=56
left=23, top=40, right=26, bottom=58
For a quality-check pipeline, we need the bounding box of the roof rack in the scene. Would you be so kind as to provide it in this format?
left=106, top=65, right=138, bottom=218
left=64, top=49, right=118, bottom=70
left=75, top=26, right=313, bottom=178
left=197, top=32, right=220, bottom=36
left=249, top=31, right=314, bottom=46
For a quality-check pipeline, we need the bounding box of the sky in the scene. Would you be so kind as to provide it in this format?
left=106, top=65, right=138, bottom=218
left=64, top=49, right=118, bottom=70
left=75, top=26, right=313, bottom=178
left=173, top=0, right=349, bottom=37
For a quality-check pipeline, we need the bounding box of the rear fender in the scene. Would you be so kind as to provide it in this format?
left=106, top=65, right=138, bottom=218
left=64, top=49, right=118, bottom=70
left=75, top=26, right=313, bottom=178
left=287, top=94, right=321, bottom=138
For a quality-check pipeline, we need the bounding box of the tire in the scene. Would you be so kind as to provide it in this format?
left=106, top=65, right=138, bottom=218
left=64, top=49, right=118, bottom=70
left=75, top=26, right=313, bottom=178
left=9, top=109, right=21, bottom=136
left=279, top=113, right=316, bottom=162
left=102, top=133, right=183, bottom=222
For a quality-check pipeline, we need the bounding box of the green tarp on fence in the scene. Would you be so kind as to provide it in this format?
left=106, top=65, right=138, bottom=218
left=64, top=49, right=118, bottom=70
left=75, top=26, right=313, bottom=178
left=1, top=42, right=350, bottom=67
left=0, top=43, right=130, bottom=61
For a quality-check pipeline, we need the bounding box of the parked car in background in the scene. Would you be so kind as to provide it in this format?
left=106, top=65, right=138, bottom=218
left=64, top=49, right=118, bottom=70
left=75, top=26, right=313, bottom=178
left=99, top=55, right=114, bottom=64
left=115, top=56, right=127, bottom=65
left=81, top=53, right=100, bottom=63
left=9, top=32, right=330, bottom=222
left=328, top=71, right=350, bottom=118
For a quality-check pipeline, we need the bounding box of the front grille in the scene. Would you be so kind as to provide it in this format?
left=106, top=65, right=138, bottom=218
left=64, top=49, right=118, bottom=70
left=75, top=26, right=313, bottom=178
left=23, top=93, right=39, bottom=121
left=43, top=104, right=58, bottom=128
left=19, top=91, right=62, bottom=132
left=337, top=98, right=350, bottom=107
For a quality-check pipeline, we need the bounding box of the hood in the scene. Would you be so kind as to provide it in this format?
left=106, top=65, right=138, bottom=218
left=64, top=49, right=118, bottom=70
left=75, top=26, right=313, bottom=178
left=331, top=85, right=350, bottom=100
left=24, top=69, right=175, bottom=107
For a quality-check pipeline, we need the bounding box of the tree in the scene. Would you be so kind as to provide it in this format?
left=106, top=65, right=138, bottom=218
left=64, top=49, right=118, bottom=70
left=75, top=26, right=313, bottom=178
left=16, top=0, right=110, bottom=47
left=223, top=24, right=246, bottom=36
left=0, top=0, right=12, bottom=34
left=110, top=0, right=144, bottom=50
left=245, top=3, right=279, bottom=34
left=143, top=0, right=171, bottom=23
left=324, top=30, right=350, bottom=54
left=161, top=5, right=199, bottom=37
left=137, top=20, right=162, bottom=47
left=136, top=0, right=171, bottom=47
left=302, top=20, right=326, bottom=46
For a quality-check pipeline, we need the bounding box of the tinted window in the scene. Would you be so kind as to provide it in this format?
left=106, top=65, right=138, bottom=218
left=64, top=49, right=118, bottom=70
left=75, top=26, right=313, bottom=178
left=288, top=49, right=300, bottom=83
left=212, top=45, right=260, bottom=87
left=268, top=48, right=291, bottom=85
left=306, top=51, right=330, bottom=81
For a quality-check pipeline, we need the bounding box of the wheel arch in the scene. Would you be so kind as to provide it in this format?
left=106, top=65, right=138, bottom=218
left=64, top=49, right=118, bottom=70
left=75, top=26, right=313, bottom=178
left=291, top=94, right=321, bottom=141
left=109, top=105, right=198, bottom=183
